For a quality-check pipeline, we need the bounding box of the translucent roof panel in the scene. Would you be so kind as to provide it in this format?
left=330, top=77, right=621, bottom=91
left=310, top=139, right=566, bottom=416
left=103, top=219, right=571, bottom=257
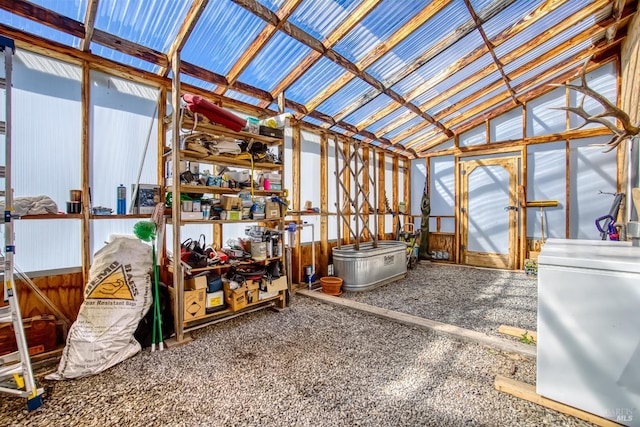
left=316, top=78, right=374, bottom=117
left=429, top=70, right=502, bottom=116
left=453, top=84, right=508, bottom=118
left=342, top=94, right=395, bottom=125
left=333, top=0, right=426, bottom=64
left=239, top=32, right=312, bottom=92
left=397, top=125, right=435, bottom=147
left=413, top=54, right=495, bottom=106
left=284, top=57, right=345, bottom=105
left=483, top=0, right=544, bottom=40
left=0, top=10, right=80, bottom=48
left=367, top=1, right=470, bottom=85
left=224, top=90, right=262, bottom=107
left=425, top=138, right=455, bottom=153
left=470, top=0, right=499, bottom=14
left=494, top=1, right=589, bottom=58
left=90, top=43, right=160, bottom=73
left=95, top=0, right=192, bottom=52
left=391, top=30, right=485, bottom=98
left=258, top=0, right=287, bottom=12
left=382, top=115, right=425, bottom=140
left=179, top=74, right=216, bottom=92
left=182, top=2, right=267, bottom=76
left=289, top=0, right=362, bottom=41
left=366, top=108, right=417, bottom=134
left=302, top=116, right=325, bottom=127
left=30, top=0, right=87, bottom=21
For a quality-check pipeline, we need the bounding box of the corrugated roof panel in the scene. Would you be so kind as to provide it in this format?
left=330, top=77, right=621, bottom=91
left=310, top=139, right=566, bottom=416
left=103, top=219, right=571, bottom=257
left=412, top=53, right=495, bottom=106
left=452, top=98, right=511, bottom=128
left=426, top=138, right=454, bottom=153
left=396, top=125, right=435, bottom=146
left=333, top=0, right=426, bottom=64
left=0, top=10, right=80, bottom=48
left=429, top=70, right=502, bottom=116
left=316, top=78, right=374, bottom=117
left=330, top=125, right=346, bottom=134
left=391, top=30, right=485, bottom=98
left=483, top=0, right=544, bottom=40
left=366, top=108, right=417, bottom=133
left=342, top=94, right=395, bottom=125
left=382, top=116, right=425, bottom=140
left=367, top=1, right=470, bottom=84
left=95, top=0, right=192, bottom=52
left=302, top=116, right=325, bottom=127
left=258, top=0, right=287, bottom=12
left=30, top=0, right=87, bottom=21
left=179, top=74, right=216, bottom=92
left=182, top=2, right=267, bottom=76
left=470, top=0, right=499, bottom=13
left=224, top=90, right=262, bottom=106
left=239, top=32, right=312, bottom=92
left=285, top=57, right=345, bottom=105
left=289, top=0, right=363, bottom=41
left=494, top=1, right=590, bottom=58
left=90, top=43, right=159, bottom=73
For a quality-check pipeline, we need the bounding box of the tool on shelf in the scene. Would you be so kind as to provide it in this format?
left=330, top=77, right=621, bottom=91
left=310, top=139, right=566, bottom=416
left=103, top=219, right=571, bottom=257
left=526, top=200, right=559, bottom=244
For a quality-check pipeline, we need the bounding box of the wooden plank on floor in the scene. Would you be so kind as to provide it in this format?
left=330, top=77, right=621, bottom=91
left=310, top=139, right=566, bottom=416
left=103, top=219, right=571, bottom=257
left=498, top=325, right=537, bottom=342
left=494, top=375, right=623, bottom=427
left=297, top=289, right=536, bottom=358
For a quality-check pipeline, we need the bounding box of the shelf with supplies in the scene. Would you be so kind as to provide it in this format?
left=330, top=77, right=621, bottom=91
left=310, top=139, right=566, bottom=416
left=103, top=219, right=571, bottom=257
left=164, top=95, right=289, bottom=343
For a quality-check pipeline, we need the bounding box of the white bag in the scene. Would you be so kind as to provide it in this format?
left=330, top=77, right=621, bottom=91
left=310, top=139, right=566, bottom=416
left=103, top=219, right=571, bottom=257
left=47, top=235, right=152, bottom=380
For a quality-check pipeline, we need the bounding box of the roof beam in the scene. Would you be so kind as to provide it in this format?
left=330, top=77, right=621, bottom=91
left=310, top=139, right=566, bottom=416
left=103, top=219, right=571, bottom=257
left=331, top=0, right=515, bottom=128
left=80, top=0, right=99, bottom=52
left=606, top=0, right=627, bottom=42
left=263, top=0, right=383, bottom=108
left=304, top=0, right=453, bottom=113
left=376, top=0, right=614, bottom=144
left=463, top=0, right=518, bottom=104
left=159, top=0, right=209, bottom=76
left=218, top=0, right=303, bottom=95
left=355, top=0, right=570, bottom=132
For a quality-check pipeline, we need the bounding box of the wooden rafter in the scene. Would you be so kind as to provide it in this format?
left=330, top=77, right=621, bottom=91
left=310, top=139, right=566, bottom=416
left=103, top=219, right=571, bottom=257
left=159, top=0, right=209, bottom=77
left=463, top=0, right=518, bottom=104
left=304, top=0, right=453, bottom=113
left=80, top=0, right=99, bottom=52
left=607, top=0, right=628, bottom=42
left=355, top=0, right=571, bottom=132
left=262, top=0, right=383, bottom=108
left=217, top=0, right=303, bottom=96
left=379, top=0, right=616, bottom=145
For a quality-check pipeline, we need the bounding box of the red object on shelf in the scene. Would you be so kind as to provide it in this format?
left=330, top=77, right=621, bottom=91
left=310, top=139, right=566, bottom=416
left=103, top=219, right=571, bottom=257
left=182, top=94, right=246, bottom=132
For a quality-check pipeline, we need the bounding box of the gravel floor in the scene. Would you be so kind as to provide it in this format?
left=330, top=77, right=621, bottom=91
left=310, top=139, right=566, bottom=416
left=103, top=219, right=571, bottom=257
left=340, top=262, right=538, bottom=339
left=0, top=293, right=594, bottom=427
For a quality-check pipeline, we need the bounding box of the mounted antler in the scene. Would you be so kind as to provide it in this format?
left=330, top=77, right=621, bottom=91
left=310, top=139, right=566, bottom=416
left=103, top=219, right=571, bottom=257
left=550, top=57, right=639, bottom=152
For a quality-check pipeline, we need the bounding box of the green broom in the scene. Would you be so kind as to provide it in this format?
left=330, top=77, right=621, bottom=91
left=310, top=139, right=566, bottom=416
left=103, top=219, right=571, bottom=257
left=133, top=220, right=163, bottom=351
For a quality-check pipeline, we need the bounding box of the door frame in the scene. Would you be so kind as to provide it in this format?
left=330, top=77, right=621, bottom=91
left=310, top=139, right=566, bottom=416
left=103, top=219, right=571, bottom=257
left=459, top=155, right=521, bottom=269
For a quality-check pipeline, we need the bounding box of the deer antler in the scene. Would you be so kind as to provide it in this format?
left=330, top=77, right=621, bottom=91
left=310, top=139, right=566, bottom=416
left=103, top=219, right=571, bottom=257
left=550, top=57, right=639, bottom=152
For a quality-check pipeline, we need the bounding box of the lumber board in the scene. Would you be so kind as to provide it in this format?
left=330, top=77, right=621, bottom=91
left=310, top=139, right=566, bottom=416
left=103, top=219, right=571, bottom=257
left=497, top=325, right=537, bottom=342
left=494, top=376, right=623, bottom=427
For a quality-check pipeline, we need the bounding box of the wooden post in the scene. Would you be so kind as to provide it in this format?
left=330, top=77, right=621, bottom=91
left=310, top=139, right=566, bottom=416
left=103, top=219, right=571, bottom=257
left=392, top=155, right=399, bottom=235
left=320, top=132, right=329, bottom=277
left=81, top=61, right=91, bottom=286
left=362, top=146, right=370, bottom=241
left=377, top=149, right=386, bottom=240
left=403, top=158, right=410, bottom=226
left=291, top=122, right=301, bottom=283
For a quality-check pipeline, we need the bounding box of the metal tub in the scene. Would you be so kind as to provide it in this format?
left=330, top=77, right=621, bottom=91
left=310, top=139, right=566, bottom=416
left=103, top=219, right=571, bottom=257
left=333, top=241, right=407, bottom=291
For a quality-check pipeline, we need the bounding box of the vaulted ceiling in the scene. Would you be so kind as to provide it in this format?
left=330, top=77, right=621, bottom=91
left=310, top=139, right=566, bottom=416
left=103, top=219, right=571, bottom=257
left=0, top=0, right=636, bottom=158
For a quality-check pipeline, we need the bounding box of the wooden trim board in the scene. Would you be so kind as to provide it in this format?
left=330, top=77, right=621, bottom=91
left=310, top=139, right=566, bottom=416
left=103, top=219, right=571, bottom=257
left=297, top=289, right=536, bottom=358
left=494, top=375, right=624, bottom=427
left=498, top=325, right=537, bottom=342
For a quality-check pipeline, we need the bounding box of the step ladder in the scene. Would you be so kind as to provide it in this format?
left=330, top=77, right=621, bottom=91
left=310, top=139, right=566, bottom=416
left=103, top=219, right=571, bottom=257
left=0, top=35, right=44, bottom=411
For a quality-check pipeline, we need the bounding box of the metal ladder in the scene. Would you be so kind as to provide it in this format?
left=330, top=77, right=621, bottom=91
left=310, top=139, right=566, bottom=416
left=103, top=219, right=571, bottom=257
left=0, top=35, right=44, bottom=411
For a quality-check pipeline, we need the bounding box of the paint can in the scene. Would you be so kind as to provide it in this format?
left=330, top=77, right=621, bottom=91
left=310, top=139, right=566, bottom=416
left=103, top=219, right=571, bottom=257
left=251, top=240, right=267, bottom=261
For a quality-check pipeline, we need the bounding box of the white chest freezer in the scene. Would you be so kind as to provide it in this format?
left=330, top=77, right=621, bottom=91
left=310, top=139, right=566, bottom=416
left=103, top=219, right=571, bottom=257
left=537, top=239, right=640, bottom=426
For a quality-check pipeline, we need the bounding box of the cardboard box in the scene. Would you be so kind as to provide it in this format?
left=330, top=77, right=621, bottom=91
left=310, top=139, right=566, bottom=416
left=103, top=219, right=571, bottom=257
left=205, top=290, right=225, bottom=309
left=266, top=276, right=288, bottom=293
left=259, top=290, right=279, bottom=300
left=225, top=287, right=247, bottom=312
left=221, top=210, right=242, bottom=220
left=246, top=281, right=259, bottom=305
left=169, top=287, right=206, bottom=321
left=220, top=195, right=241, bottom=211
left=265, top=201, right=281, bottom=219
left=185, top=275, right=207, bottom=290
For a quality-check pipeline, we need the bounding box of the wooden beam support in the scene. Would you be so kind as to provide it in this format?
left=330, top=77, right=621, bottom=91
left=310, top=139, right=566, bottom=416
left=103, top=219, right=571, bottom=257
left=377, top=150, right=386, bottom=240
left=91, top=28, right=168, bottom=68
left=160, top=0, right=209, bottom=76
left=81, top=61, right=91, bottom=285
left=392, top=156, right=399, bottom=235
left=320, top=133, right=329, bottom=276
left=81, top=0, right=99, bottom=52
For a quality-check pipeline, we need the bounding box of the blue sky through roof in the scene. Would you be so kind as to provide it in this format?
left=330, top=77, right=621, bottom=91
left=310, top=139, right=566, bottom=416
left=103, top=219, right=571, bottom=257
left=29, top=0, right=87, bottom=21
left=258, top=0, right=286, bottom=12
left=333, top=0, right=425, bottom=64
left=429, top=70, right=502, bottom=116
left=316, top=78, right=373, bottom=117
left=289, top=0, right=362, bottom=41
left=284, top=57, right=345, bottom=105
left=239, top=32, right=312, bottom=92
left=367, top=1, right=470, bottom=85
left=342, top=93, right=394, bottom=125
left=90, top=43, right=159, bottom=73
left=224, top=89, right=262, bottom=106
left=366, top=107, right=416, bottom=134
left=483, top=0, right=543, bottom=40
left=182, top=2, right=266, bottom=76
left=95, top=0, right=192, bottom=52
left=179, top=74, right=216, bottom=92
left=382, top=115, right=424, bottom=140
left=0, top=10, right=80, bottom=48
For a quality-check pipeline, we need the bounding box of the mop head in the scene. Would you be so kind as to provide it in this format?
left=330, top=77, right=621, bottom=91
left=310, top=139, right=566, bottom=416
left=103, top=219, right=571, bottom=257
left=133, top=221, right=156, bottom=242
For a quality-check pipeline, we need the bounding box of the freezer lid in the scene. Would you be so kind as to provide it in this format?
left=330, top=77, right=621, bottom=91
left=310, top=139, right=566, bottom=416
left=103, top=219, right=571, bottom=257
left=539, top=239, right=640, bottom=273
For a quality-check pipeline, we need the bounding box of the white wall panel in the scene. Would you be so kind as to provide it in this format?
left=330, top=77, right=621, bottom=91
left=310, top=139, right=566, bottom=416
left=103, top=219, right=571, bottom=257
left=411, top=158, right=427, bottom=216
left=490, top=106, right=523, bottom=142
left=569, top=62, right=617, bottom=130
left=527, top=87, right=565, bottom=136
left=459, top=125, right=486, bottom=147
left=429, top=156, right=455, bottom=216
left=299, top=130, right=320, bottom=243
left=327, top=137, right=337, bottom=240
left=527, top=142, right=567, bottom=239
